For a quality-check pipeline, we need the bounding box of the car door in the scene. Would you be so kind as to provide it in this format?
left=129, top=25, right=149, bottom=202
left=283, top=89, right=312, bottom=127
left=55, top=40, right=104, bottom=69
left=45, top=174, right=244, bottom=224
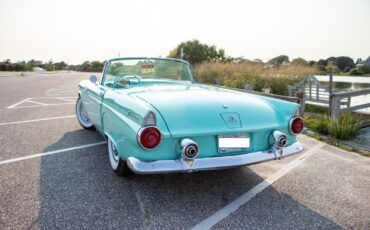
left=84, top=82, right=106, bottom=132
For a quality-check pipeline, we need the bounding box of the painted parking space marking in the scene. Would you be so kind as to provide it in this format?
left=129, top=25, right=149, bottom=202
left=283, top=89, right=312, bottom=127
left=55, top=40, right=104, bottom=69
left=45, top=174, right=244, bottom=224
left=0, top=142, right=106, bottom=165
left=45, top=87, right=76, bottom=96
left=7, top=97, right=77, bottom=109
left=27, top=100, right=49, bottom=106
left=6, top=98, right=31, bottom=109
left=0, top=115, right=76, bottom=126
left=192, top=142, right=326, bottom=230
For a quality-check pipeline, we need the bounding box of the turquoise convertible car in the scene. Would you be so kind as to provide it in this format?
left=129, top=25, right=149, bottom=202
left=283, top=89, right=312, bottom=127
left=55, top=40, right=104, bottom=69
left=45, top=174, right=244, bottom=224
left=76, top=57, right=304, bottom=176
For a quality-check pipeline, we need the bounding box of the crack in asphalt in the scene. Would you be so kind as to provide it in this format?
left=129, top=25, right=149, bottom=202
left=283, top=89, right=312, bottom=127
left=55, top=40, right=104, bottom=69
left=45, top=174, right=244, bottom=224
left=132, top=183, right=151, bottom=229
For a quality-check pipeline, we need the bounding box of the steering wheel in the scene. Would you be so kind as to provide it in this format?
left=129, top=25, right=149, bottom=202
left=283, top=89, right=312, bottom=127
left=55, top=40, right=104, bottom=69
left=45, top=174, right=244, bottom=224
left=113, top=73, right=141, bottom=88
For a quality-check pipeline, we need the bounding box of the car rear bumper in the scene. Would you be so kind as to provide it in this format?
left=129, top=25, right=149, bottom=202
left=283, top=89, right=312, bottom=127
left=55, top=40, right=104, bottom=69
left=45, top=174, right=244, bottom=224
left=127, top=141, right=303, bottom=174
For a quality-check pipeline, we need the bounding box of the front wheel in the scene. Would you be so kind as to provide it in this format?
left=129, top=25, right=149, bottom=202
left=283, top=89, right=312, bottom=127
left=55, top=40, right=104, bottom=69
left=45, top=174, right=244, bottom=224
left=76, top=96, right=95, bottom=130
left=107, top=136, right=131, bottom=177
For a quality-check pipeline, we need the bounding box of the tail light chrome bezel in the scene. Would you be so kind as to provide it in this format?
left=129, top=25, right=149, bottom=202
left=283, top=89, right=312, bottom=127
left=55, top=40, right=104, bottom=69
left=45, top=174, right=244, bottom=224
left=137, top=126, right=162, bottom=150
left=289, top=117, right=304, bottom=135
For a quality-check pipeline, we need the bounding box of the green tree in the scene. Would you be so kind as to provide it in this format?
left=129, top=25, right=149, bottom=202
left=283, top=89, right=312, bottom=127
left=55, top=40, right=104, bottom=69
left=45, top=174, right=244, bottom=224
left=82, top=61, right=91, bottom=72
left=335, top=56, right=354, bottom=72
left=54, top=61, right=67, bottom=70
left=268, top=55, right=289, bottom=67
left=168, top=39, right=226, bottom=65
left=291, top=57, right=308, bottom=65
left=90, top=61, right=104, bottom=72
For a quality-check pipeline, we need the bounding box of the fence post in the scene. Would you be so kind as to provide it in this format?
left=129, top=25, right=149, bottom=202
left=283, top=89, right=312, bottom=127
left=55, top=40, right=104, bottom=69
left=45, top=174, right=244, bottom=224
left=328, top=69, right=334, bottom=117
left=316, top=84, right=319, bottom=100
left=330, top=94, right=341, bottom=119
left=297, top=91, right=306, bottom=115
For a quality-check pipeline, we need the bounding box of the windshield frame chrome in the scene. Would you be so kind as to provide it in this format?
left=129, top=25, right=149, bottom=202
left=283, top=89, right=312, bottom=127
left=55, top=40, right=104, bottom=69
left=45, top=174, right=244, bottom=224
left=101, top=57, right=194, bottom=86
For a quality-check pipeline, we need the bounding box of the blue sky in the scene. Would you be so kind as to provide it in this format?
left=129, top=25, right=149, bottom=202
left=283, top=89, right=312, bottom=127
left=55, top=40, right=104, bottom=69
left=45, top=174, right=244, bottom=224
left=0, top=0, right=369, bottom=64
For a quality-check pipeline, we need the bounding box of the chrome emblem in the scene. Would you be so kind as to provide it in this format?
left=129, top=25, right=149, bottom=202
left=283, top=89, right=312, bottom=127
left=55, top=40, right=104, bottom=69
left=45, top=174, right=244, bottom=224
left=227, top=116, right=238, bottom=123
left=223, top=105, right=228, bottom=109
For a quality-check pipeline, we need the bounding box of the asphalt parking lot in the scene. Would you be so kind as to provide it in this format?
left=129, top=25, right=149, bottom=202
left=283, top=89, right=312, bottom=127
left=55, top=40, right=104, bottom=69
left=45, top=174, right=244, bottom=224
left=0, top=72, right=369, bottom=230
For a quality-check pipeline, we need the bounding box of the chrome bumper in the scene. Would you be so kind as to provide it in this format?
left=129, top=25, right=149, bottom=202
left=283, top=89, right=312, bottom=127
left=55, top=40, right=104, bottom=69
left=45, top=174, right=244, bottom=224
left=127, top=142, right=303, bottom=174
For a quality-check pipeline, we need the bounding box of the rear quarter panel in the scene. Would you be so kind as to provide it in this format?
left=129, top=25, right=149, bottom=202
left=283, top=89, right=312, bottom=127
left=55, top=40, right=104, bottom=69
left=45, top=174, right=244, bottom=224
left=101, top=89, right=171, bottom=160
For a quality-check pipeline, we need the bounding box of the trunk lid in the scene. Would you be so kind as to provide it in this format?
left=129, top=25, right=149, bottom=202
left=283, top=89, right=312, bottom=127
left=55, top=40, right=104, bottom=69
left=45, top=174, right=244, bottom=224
left=132, top=86, right=293, bottom=137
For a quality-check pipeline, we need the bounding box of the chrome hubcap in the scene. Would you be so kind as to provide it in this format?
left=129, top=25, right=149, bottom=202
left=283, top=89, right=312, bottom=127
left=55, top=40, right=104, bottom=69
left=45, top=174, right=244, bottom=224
left=77, top=98, right=93, bottom=127
left=108, top=138, right=120, bottom=170
left=112, top=144, right=119, bottom=162
left=79, top=103, right=90, bottom=123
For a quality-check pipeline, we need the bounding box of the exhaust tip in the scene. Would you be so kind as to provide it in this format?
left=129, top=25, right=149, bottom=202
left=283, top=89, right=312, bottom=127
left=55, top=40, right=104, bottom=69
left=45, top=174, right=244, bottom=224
left=181, top=138, right=199, bottom=160
left=272, top=130, right=288, bottom=149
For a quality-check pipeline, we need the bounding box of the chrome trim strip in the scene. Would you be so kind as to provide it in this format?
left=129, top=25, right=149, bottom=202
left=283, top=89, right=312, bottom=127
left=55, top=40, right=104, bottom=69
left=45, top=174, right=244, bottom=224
left=127, top=142, right=303, bottom=174
left=142, top=111, right=157, bottom=126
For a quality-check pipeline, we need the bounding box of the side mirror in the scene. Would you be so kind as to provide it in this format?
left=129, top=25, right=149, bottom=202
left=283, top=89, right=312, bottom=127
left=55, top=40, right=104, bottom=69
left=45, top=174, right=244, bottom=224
left=90, top=75, right=97, bottom=83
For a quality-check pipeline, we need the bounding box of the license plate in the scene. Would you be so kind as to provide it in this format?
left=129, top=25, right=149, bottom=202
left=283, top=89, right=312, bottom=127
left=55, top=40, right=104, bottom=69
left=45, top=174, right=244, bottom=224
left=218, top=134, right=250, bottom=153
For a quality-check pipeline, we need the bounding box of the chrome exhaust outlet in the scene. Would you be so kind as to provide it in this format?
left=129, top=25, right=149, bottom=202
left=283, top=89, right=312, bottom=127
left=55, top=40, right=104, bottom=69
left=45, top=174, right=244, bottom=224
left=181, top=138, right=199, bottom=160
left=272, top=131, right=288, bottom=159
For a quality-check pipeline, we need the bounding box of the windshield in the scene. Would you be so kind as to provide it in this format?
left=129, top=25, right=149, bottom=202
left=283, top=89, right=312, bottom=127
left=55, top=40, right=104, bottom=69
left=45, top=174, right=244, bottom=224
left=103, top=58, right=192, bottom=87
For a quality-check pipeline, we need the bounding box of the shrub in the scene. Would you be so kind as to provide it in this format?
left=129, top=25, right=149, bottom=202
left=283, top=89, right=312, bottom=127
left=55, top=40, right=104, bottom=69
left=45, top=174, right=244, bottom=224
left=349, top=68, right=360, bottom=76
left=304, top=116, right=329, bottom=135
left=357, top=65, right=370, bottom=75
left=327, top=113, right=360, bottom=140
left=304, top=113, right=360, bottom=140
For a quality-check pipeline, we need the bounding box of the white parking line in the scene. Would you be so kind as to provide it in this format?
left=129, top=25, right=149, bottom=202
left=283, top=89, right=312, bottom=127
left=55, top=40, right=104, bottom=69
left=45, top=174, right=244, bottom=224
left=56, top=97, right=76, bottom=102
left=27, top=100, right=49, bottom=106
left=0, top=142, right=106, bottom=165
left=192, top=142, right=326, bottom=230
left=11, top=102, right=74, bottom=109
left=45, top=88, right=56, bottom=93
left=7, top=98, right=31, bottom=108
left=0, top=115, right=76, bottom=126
left=7, top=97, right=77, bottom=109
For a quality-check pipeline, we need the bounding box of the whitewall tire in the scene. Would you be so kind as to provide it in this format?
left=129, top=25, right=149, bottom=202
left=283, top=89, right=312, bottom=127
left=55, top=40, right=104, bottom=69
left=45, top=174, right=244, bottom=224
left=76, top=96, right=95, bottom=130
left=107, top=136, right=131, bottom=177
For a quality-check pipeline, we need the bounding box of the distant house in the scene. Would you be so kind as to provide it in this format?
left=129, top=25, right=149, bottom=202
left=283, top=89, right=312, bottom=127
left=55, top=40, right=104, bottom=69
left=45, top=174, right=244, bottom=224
left=358, top=56, right=370, bottom=66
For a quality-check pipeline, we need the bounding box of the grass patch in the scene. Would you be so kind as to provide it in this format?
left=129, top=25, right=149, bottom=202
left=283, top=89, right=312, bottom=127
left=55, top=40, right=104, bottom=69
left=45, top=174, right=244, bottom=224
left=304, top=104, right=328, bottom=115
left=327, top=113, right=360, bottom=140
left=193, top=61, right=317, bottom=96
left=304, top=113, right=360, bottom=140
left=304, top=104, right=370, bottom=122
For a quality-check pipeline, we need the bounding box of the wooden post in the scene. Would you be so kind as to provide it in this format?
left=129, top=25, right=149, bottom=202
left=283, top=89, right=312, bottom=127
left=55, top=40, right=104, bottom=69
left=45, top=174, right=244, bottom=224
left=328, top=68, right=334, bottom=117
left=297, top=91, right=306, bottom=115
left=331, top=94, right=341, bottom=119
left=316, top=84, right=319, bottom=100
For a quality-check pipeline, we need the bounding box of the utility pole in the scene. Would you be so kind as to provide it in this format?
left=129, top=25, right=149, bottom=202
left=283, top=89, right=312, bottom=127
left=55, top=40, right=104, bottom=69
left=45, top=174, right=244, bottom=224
left=180, top=48, right=184, bottom=60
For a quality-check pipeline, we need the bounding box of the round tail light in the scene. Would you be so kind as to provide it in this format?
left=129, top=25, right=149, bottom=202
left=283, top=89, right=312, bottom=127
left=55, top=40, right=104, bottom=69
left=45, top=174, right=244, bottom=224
left=290, top=117, right=304, bottom=134
left=138, top=126, right=162, bottom=149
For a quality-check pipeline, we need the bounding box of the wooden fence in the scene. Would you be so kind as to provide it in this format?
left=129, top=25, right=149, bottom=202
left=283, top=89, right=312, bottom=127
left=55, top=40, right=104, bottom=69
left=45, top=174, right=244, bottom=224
left=331, top=88, right=370, bottom=119
left=218, top=75, right=370, bottom=119
left=288, top=75, right=370, bottom=118
left=288, top=75, right=349, bottom=107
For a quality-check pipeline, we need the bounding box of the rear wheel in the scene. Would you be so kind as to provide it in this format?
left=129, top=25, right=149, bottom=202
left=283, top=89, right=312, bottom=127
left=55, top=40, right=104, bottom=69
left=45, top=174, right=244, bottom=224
left=76, top=96, right=95, bottom=130
left=107, top=136, right=131, bottom=177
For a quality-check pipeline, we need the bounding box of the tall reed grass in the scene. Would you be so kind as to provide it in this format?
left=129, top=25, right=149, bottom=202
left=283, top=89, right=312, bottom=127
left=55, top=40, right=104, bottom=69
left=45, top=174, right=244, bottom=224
left=193, top=61, right=317, bottom=95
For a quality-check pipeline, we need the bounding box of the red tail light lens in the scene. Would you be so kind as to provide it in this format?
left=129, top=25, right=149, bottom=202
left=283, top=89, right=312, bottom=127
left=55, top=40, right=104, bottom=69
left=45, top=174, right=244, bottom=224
left=138, top=127, right=162, bottom=149
left=290, top=117, right=304, bottom=134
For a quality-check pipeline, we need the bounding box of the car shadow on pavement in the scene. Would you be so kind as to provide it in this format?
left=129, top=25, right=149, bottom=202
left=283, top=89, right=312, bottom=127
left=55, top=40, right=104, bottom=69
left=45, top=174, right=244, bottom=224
left=36, top=130, right=342, bottom=229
